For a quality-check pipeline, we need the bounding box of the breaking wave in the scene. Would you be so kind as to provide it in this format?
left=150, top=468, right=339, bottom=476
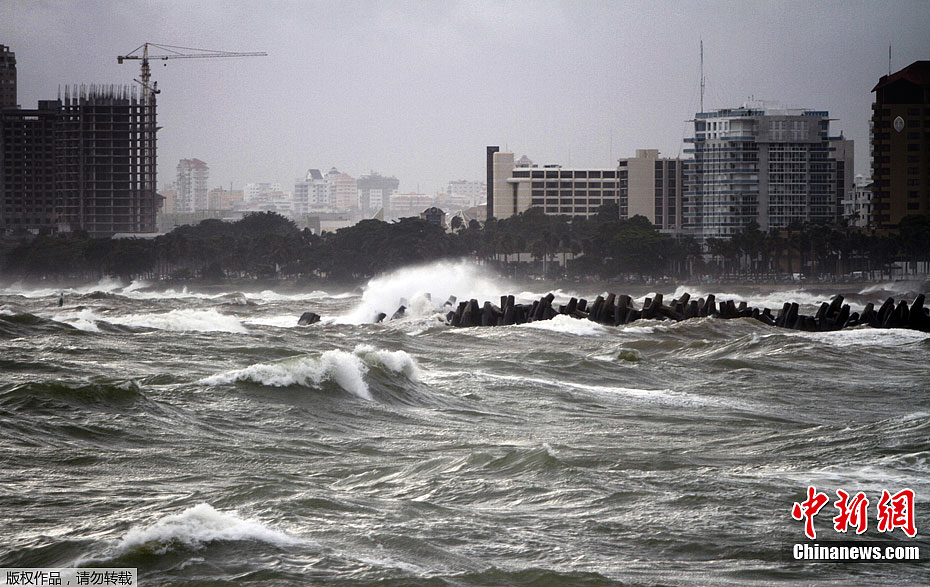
left=116, top=503, right=299, bottom=555
left=338, top=260, right=506, bottom=324
left=200, top=344, right=420, bottom=400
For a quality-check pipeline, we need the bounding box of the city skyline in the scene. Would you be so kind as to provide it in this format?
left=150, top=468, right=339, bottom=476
left=2, top=0, right=928, bottom=194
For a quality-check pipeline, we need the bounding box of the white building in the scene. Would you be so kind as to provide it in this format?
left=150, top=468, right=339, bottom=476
left=683, top=102, right=853, bottom=239
left=176, top=159, right=209, bottom=213
left=842, top=174, right=873, bottom=228
left=487, top=149, right=681, bottom=230
left=293, top=169, right=330, bottom=214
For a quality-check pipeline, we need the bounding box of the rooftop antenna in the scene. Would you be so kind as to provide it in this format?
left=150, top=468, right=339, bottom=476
left=700, top=39, right=705, bottom=113
left=888, top=45, right=892, bottom=75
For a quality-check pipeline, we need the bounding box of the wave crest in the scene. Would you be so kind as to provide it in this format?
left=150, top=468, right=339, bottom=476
left=116, top=503, right=298, bottom=555
left=200, top=344, right=420, bottom=400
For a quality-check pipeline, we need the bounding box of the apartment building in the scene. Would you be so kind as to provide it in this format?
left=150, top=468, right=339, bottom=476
left=683, top=102, right=850, bottom=239
left=870, top=60, right=930, bottom=228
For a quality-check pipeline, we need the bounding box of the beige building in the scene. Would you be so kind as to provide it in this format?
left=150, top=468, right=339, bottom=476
left=325, top=168, right=358, bottom=212
left=488, top=148, right=683, bottom=230
left=621, top=150, right=683, bottom=231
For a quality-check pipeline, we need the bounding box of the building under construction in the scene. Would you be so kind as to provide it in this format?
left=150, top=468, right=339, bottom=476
left=1, top=83, right=158, bottom=237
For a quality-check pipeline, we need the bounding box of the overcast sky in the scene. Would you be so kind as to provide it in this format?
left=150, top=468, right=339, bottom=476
left=3, top=0, right=929, bottom=194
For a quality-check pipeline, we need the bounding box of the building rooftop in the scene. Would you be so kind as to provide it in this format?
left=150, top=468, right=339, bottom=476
left=872, top=60, right=930, bottom=92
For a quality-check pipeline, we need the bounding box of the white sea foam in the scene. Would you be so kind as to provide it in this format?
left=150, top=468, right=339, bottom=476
left=50, top=308, right=106, bottom=332
left=338, top=260, right=506, bottom=324
left=116, top=503, right=298, bottom=554
left=519, top=314, right=606, bottom=336
left=354, top=343, right=421, bottom=381
left=115, top=309, right=249, bottom=333
left=200, top=344, right=420, bottom=400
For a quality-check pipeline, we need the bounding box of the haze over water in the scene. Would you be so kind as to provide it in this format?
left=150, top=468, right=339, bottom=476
left=1, top=261, right=928, bottom=585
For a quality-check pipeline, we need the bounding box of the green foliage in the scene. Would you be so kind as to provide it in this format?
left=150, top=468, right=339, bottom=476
left=3, top=209, right=929, bottom=283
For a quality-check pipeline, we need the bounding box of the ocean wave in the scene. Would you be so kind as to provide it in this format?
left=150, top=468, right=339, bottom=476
left=475, top=371, right=738, bottom=409
left=49, top=308, right=108, bottom=333
left=200, top=344, right=420, bottom=400
left=769, top=326, right=930, bottom=348
left=115, top=309, right=249, bottom=333
left=116, top=503, right=299, bottom=555
left=338, top=260, right=507, bottom=324
left=518, top=314, right=606, bottom=336
left=0, top=379, right=146, bottom=410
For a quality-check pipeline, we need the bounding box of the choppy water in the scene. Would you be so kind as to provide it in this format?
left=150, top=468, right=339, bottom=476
left=1, top=262, right=928, bottom=585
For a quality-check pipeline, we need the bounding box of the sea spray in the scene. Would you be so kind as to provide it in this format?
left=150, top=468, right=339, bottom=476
left=338, top=260, right=506, bottom=324
left=116, top=503, right=299, bottom=555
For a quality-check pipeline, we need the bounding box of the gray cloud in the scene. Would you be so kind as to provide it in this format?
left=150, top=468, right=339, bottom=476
left=3, top=0, right=928, bottom=193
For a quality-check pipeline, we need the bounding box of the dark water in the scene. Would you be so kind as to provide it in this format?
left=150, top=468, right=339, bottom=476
left=2, top=262, right=928, bottom=585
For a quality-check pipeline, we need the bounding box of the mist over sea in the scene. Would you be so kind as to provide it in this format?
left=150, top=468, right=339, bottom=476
left=1, top=261, right=928, bottom=585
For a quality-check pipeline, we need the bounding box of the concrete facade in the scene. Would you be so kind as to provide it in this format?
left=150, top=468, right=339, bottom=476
left=488, top=149, right=681, bottom=229
left=176, top=158, right=209, bottom=213
left=357, top=172, right=399, bottom=215
left=1, top=85, right=157, bottom=237
left=870, top=60, right=930, bottom=228
left=684, top=103, right=846, bottom=239
left=0, top=45, right=15, bottom=109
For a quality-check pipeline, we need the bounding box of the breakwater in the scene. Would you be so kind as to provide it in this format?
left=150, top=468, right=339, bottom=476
left=444, top=291, right=930, bottom=332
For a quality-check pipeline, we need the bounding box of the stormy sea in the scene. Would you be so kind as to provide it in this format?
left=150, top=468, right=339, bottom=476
left=1, top=261, right=927, bottom=585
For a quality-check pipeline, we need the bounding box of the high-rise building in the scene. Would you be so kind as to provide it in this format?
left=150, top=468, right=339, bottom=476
left=357, top=172, right=399, bottom=215
left=294, top=170, right=329, bottom=214
left=683, top=102, right=847, bottom=239
left=619, top=149, right=683, bottom=231
left=870, top=60, right=930, bottom=228
left=0, top=101, right=57, bottom=232
left=0, top=45, right=16, bottom=109
left=176, top=158, right=209, bottom=212
left=325, top=168, right=358, bottom=212
left=1, top=85, right=157, bottom=236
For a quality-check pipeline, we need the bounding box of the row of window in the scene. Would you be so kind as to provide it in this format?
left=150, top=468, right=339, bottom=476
left=511, top=169, right=618, bottom=179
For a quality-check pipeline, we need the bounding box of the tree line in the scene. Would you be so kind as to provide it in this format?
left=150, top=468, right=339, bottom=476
left=1, top=208, right=929, bottom=284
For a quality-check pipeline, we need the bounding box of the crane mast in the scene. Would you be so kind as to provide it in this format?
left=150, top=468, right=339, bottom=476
left=117, top=42, right=267, bottom=214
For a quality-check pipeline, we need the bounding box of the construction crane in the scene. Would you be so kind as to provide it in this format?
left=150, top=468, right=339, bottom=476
left=117, top=42, right=266, bottom=216
left=118, top=42, right=267, bottom=96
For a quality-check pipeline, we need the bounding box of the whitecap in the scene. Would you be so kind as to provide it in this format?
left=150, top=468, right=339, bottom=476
left=114, top=309, right=248, bottom=333
left=199, top=344, right=420, bottom=400
left=518, top=314, right=606, bottom=336
left=354, top=344, right=420, bottom=381
left=116, top=503, right=299, bottom=555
